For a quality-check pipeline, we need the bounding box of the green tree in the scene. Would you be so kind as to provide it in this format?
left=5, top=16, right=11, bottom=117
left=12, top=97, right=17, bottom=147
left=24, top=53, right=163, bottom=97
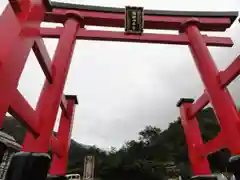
left=139, top=125, right=161, bottom=145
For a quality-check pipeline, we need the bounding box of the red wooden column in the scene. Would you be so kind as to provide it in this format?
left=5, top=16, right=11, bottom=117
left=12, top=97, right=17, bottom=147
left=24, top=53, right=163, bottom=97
left=177, top=98, right=211, bottom=175
left=22, top=14, right=82, bottom=153
left=181, top=19, right=240, bottom=154
left=0, top=1, right=47, bottom=127
left=49, top=95, right=78, bottom=175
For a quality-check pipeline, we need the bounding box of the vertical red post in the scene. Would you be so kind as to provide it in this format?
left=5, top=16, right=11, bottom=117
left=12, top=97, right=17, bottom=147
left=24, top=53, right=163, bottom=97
left=0, top=1, right=46, bottom=127
left=177, top=98, right=211, bottom=175
left=49, top=95, right=78, bottom=175
left=182, top=19, right=240, bottom=154
left=22, top=14, right=81, bottom=153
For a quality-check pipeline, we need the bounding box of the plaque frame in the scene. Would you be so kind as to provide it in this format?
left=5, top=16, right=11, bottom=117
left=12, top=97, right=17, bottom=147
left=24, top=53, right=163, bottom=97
left=124, top=6, right=144, bottom=35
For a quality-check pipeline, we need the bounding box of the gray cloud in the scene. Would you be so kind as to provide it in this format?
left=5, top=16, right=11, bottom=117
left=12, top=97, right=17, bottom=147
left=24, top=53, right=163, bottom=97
left=1, top=0, right=240, bottom=150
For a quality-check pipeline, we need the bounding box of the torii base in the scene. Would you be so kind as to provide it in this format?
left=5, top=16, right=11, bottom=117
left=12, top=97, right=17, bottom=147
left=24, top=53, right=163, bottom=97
left=5, top=152, right=51, bottom=180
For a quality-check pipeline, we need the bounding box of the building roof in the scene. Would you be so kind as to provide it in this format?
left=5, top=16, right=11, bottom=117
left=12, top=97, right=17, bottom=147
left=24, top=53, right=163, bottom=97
left=0, top=131, right=21, bottom=151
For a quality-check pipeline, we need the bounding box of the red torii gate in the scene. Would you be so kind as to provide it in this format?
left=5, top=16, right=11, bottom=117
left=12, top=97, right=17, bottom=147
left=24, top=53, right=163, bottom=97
left=0, top=0, right=239, bottom=179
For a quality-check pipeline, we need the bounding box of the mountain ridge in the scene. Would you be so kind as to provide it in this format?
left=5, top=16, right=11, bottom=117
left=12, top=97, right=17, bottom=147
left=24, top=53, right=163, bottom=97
left=0, top=107, right=231, bottom=180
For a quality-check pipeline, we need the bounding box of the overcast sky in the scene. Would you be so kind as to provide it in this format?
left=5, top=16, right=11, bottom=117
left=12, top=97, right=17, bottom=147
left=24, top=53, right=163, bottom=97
left=0, top=0, right=240, bottom=150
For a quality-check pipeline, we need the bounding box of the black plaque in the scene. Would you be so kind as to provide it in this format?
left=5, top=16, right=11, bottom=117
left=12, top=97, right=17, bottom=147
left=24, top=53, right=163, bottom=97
left=125, top=6, right=144, bottom=34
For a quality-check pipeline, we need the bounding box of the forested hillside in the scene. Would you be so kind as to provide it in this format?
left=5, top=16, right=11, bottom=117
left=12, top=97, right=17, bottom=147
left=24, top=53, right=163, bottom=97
left=1, top=107, right=231, bottom=180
